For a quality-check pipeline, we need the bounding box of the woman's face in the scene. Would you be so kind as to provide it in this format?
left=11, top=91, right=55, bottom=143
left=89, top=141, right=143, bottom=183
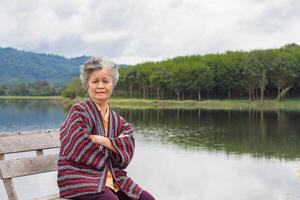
left=87, top=68, right=113, bottom=104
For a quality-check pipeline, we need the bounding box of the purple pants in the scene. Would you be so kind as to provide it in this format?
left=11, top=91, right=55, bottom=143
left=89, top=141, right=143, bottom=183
left=72, top=187, right=155, bottom=200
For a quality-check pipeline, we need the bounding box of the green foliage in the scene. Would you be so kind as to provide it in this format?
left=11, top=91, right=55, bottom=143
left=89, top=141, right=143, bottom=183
left=114, top=43, right=300, bottom=100
left=61, top=77, right=85, bottom=99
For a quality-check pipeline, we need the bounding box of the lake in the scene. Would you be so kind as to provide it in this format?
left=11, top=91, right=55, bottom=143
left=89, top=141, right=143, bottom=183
left=0, top=99, right=299, bottom=200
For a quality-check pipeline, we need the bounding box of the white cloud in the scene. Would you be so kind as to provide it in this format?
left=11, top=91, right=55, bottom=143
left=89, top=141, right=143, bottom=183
left=0, top=0, right=299, bottom=64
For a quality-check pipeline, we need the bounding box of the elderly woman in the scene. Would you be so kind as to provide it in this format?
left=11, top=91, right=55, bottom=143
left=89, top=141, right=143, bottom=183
left=57, top=57, right=155, bottom=200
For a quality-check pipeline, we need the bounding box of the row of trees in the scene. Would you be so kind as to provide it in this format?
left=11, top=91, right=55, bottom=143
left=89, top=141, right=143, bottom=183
left=0, top=81, right=61, bottom=96
left=114, top=43, right=300, bottom=100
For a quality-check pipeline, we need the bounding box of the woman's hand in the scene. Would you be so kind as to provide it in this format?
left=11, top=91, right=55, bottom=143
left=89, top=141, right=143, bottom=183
left=89, top=135, right=118, bottom=154
left=89, top=135, right=106, bottom=145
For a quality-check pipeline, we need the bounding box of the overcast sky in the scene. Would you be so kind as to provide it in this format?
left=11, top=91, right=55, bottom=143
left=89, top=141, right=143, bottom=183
left=0, top=0, right=299, bottom=64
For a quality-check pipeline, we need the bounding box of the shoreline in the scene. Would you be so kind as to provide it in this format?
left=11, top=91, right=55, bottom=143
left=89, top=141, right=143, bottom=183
left=109, top=98, right=300, bottom=110
left=1, top=96, right=300, bottom=110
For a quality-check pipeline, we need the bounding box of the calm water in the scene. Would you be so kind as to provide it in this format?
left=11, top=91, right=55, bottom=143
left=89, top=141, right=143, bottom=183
left=0, top=99, right=299, bottom=200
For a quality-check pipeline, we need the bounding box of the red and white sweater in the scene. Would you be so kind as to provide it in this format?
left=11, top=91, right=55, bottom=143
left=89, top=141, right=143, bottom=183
left=57, top=98, right=142, bottom=199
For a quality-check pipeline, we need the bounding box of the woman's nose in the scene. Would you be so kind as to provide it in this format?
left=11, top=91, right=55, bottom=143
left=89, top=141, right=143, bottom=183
left=96, top=81, right=105, bottom=88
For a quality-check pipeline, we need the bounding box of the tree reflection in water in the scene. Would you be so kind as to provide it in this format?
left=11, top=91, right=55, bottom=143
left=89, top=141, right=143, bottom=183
left=116, top=108, right=300, bottom=161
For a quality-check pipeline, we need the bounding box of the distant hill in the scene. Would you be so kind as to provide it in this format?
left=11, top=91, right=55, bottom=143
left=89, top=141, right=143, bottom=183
left=0, top=47, right=89, bottom=85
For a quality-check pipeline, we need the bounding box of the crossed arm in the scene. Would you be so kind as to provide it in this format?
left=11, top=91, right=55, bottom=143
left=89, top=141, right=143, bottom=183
left=89, top=135, right=118, bottom=154
left=89, top=116, right=135, bottom=169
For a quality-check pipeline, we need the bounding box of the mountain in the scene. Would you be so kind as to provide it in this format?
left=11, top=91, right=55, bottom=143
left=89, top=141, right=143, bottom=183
left=0, top=47, right=89, bottom=85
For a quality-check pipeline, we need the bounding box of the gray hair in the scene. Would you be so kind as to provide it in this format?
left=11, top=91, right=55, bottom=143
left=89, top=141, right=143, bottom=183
left=80, top=57, right=119, bottom=91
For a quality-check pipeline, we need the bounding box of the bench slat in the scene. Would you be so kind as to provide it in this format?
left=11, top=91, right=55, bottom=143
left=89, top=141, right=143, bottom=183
left=3, top=179, right=18, bottom=200
left=0, top=130, right=60, bottom=154
left=0, top=154, right=58, bottom=179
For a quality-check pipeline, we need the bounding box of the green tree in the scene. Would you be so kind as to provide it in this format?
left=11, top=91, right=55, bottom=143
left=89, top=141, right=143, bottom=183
left=270, top=49, right=298, bottom=100
left=0, top=84, right=7, bottom=95
left=117, top=66, right=137, bottom=98
left=136, top=63, right=152, bottom=99
left=241, top=51, right=270, bottom=101
left=149, top=63, right=169, bottom=99
left=166, top=62, right=187, bottom=100
left=240, top=53, right=258, bottom=100
left=61, top=77, right=85, bottom=99
left=12, top=82, right=29, bottom=96
left=221, top=51, right=245, bottom=99
left=186, top=62, right=214, bottom=100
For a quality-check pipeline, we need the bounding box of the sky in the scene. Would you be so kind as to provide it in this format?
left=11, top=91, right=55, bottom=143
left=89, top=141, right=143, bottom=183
left=0, top=0, right=299, bottom=64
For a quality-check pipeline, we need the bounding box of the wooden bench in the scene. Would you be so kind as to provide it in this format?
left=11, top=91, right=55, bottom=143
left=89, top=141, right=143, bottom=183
left=0, top=129, right=67, bottom=200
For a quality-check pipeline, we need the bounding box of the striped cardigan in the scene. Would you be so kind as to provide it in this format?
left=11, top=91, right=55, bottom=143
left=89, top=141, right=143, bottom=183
left=57, top=98, right=142, bottom=199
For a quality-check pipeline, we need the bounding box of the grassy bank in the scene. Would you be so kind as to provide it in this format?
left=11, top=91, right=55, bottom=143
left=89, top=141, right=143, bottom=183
left=2, top=96, right=300, bottom=110
left=110, top=98, right=300, bottom=110
left=62, top=97, right=300, bottom=110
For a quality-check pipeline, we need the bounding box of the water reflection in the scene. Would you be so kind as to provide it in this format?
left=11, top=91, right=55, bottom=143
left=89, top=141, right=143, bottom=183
left=0, top=100, right=300, bottom=199
left=0, top=99, right=62, bottom=111
left=0, top=99, right=299, bottom=160
left=117, top=109, right=300, bottom=160
left=0, top=99, right=65, bottom=132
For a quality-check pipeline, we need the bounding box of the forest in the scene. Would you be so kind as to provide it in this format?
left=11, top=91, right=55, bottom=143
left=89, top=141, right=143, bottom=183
left=113, top=43, right=300, bottom=100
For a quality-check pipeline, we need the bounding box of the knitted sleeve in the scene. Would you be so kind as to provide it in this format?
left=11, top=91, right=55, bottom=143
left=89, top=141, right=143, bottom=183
left=109, top=116, right=135, bottom=169
left=59, top=104, right=108, bottom=170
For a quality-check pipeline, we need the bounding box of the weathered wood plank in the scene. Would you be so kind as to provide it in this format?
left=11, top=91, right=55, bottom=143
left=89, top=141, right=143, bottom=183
left=0, top=130, right=66, bottom=200
left=0, top=154, right=58, bottom=179
left=3, top=178, right=18, bottom=200
left=0, top=130, right=60, bottom=154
